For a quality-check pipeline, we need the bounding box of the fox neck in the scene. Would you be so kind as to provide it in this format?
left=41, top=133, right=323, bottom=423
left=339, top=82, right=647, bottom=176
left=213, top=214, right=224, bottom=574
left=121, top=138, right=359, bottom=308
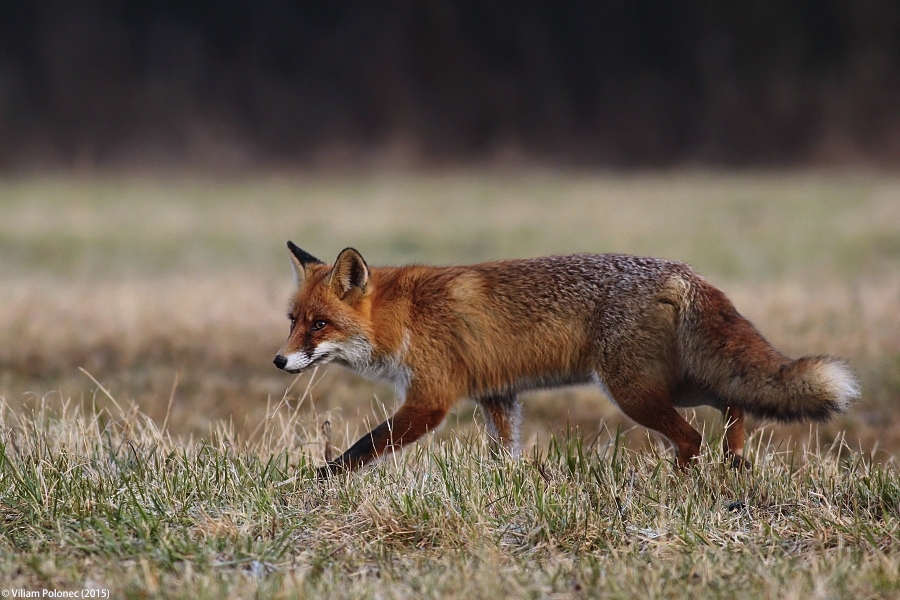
left=333, top=329, right=413, bottom=392
left=345, top=269, right=414, bottom=387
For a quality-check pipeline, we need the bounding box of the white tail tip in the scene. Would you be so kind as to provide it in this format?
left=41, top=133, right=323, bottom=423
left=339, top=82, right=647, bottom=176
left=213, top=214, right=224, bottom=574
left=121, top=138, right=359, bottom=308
left=813, top=359, right=861, bottom=412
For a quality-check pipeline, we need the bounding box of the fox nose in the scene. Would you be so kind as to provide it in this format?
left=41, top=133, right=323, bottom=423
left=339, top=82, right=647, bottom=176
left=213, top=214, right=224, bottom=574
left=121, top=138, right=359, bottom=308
left=273, top=355, right=287, bottom=370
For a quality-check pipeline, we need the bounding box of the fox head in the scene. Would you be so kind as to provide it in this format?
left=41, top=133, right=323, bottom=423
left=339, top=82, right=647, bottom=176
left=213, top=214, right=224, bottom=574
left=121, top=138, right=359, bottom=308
left=273, top=243, right=374, bottom=374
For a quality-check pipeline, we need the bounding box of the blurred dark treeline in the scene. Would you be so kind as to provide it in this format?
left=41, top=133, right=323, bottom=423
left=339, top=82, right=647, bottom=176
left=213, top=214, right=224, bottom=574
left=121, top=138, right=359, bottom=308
left=1, top=1, right=899, bottom=170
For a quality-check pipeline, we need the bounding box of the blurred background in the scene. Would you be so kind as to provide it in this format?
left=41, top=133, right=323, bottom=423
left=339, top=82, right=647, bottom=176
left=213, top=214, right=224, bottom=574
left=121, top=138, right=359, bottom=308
left=1, top=1, right=898, bottom=460
left=2, top=1, right=900, bottom=170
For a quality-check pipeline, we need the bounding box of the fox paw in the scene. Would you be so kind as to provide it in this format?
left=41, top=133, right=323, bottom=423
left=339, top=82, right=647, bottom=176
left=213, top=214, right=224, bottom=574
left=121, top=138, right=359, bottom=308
left=315, top=462, right=342, bottom=480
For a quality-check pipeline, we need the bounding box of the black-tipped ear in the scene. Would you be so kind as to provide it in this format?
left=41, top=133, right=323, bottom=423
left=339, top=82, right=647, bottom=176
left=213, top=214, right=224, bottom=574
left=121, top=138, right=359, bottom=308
left=287, top=241, right=323, bottom=267
left=330, top=247, right=369, bottom=299
left=287, top=242, right=323, bottom=286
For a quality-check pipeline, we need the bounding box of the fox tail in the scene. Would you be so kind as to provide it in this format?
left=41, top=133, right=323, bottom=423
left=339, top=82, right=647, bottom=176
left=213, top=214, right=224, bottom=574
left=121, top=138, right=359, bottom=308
left=679, top=279, right=859, bottom=422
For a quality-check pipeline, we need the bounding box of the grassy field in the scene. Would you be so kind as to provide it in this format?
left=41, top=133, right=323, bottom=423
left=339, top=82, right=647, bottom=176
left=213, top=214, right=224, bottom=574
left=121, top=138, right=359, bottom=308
left=1, top=170, right=899, bottom=597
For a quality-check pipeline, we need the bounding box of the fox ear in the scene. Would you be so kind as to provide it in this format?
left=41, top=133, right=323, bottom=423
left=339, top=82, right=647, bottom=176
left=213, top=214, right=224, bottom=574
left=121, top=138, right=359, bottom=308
left=287, top=241, right=323, bottom=286
left=330, top=247, right=369, bottom=299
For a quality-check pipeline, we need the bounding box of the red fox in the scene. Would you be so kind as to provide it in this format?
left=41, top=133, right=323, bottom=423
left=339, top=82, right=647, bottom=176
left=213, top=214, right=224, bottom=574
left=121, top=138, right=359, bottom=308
left=274, top=243, right=859, bottom=475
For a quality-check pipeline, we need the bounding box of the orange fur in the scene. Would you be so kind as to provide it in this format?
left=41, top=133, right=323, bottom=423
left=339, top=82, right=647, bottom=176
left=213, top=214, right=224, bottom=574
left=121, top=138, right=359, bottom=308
left=274, top=245, right=860, bottom=474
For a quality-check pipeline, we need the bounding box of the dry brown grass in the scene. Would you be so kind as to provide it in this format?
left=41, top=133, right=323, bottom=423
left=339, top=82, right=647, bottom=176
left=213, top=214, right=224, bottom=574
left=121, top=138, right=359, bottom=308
left=2, top=391, right=898, bottom=599
left=2, top=170, right=900, bottom=598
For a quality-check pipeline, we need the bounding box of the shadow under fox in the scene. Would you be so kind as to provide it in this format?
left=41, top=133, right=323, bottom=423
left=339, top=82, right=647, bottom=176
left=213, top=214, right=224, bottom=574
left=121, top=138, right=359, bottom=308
left=274, top=244, right=859, bottom=475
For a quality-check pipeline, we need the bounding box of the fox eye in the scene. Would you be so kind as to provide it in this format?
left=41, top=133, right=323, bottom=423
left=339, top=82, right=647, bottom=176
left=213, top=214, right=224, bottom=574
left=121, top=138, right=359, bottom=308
left=288, top=317, right=297, bottom=331
left=311, top=320, right=328, bottom=332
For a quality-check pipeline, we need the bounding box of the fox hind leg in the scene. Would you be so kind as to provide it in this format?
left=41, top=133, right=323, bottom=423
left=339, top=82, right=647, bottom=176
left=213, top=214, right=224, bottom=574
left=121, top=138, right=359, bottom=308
left=603, top=378, right=702, bottom=468
left=722, top=406, right=751, bottom=469
left=477, top=394, right=522, bottom=457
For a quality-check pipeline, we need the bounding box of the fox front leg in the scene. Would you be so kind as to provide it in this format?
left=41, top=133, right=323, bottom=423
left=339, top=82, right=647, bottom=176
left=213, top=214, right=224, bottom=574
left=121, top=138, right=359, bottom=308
left=316, top=401, right=449, bottom=478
